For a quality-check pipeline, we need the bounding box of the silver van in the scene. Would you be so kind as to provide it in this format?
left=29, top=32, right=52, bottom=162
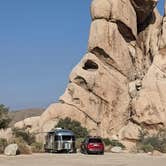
left=44, top=128, right=76, bottom=153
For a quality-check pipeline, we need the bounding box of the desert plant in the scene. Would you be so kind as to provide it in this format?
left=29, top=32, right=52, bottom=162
left=103, top=138, right=125, bottom=149
left=103, top=138, right=112, bottom=146
left=31, top=142, right=43, bottom=153
left=17, top=143, right=32, bottom=154
left=12, top=128, right=35, bottom=145
left=55, top=117, right=89, bottom=138
left=75, top=138, right=84, bottom=149
left=0, top=138, right=8, bottom=153
left=140, top=144, right=154, bottom=153
left=137, top=129, right=166, bottom=153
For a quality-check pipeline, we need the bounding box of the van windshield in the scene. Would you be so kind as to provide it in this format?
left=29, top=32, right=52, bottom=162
left=62, top=136, right=75, bottom=141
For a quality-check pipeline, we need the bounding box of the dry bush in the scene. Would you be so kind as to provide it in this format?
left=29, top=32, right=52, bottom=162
left=31, top=142, right=43, bottom=153
left=0, top=138, right=8, bottom=154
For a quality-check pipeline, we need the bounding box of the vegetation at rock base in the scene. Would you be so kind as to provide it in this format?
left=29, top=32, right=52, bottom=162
left=0, top=138, right=8, bottom=153
left=103, top=138, right=125, bottom=149
left=55, top=117, right=89, bottom=138
left=12, top=127, right=35, bottom=145
left=11, top=128, right=43, bottom=153
left=0, top=104, right=11, bottom=129
left=136, top=129, right=166, bottom=153
left=31, top=142, right=43, bottom=153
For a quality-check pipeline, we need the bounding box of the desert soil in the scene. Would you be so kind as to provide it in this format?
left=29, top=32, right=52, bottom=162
left=0, top=153, right=166, bottom=166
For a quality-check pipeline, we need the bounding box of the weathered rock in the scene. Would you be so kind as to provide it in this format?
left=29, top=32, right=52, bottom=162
left=159, top=1, right=166, bottom=49
left=91, top=0, right=137, bottom=38
left=91, top=0, right=111, bottom=20
left=128, top=80, right=142, bottom=98
left=14, top=116, right=40, bottom=129
left=4, top=144, right=18, bottom=156
left=88, top=20, right=135, bottom=79
left=118, top=122, right=141, bottom=140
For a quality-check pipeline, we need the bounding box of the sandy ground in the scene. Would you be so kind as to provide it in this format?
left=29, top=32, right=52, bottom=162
left=0, top=153, right=166, bottom=166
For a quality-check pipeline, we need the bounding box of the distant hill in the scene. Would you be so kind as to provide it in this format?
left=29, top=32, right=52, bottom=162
left=8, top=108, right=45, bottom=127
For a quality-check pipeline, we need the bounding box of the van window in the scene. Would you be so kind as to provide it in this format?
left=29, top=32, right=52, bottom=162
left=54, top=135, right=60, bottom=141
left=62, top=136, right=75, bottom=141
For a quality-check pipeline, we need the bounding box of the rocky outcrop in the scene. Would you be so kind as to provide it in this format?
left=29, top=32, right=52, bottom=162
left=14, top=116, right=40, bottom=129
left=6, top=0, right=166, bottom=148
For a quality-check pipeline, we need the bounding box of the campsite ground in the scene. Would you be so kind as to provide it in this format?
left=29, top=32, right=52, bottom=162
left=0, top=153, right=166, bottom=166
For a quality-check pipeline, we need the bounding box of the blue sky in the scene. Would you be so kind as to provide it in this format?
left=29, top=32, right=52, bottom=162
left=0, top=0, right=164, bottom=110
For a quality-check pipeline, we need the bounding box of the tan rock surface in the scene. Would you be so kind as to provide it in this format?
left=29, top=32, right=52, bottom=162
left=91, top=0, right=137, bottom=38
left=14, top=116, right=40, bottom=129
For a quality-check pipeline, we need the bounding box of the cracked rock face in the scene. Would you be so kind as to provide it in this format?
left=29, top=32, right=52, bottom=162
left=10, top=0, right=166, bottom=147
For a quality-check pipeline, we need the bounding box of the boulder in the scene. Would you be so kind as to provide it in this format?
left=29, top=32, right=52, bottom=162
left=111, top=146, right=123, bottom=153
left=4, top=144, right=18, bottom=156
left=91, top=0, right=111, bottom=20
left=118, top=122, right=141, bottom=140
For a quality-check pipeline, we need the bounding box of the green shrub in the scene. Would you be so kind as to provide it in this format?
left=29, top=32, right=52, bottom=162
left=103, top=138, right=111, bottom=146
left=55, top=117, right=89, bottom=138
left=137, top=129, right=166, bottom=153
left=141, top=144, right=154, bottom=153
left=0, top=138, right=8, bottom=153
left=103, top=138, right=125, bottom=149
left=12, top=128, right=35, bottom=145
left=0, top=104, right=11, bottom=129
left=31, top=142, right=43, bottom=153
left=76, top=138, right=84, bottom=149
left=109, top=140, right=125, bottom=149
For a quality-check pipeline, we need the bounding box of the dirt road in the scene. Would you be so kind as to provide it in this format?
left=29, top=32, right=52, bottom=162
left=0, top=153, right=166, bottom=166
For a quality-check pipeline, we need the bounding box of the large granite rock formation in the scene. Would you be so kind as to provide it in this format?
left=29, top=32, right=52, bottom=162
left=6, top=0, right=166, bottom=148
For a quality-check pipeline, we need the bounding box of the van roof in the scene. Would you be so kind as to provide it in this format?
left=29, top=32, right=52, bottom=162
left=48, top=129, right=75, bottom=136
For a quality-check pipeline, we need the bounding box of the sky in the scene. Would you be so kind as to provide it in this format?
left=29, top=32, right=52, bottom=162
left=0, top=0, right=165, bottom=111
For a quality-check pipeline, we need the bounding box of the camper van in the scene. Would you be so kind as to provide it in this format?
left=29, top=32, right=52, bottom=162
left=44, top=128, right=76, bottom=153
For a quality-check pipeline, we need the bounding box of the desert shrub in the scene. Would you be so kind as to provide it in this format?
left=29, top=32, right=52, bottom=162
left=12, top=128, right=35, bottom=145
left=103, top=138, right=125, bottom=149
left=76, top=138, right=84, bottom=149
left=31, top=142, right=43, bottom=153
left=0, top=104, right=11, bottom=129
left=0, top=138, right=8, bottom=153
left=141, top=144, right=154, bottom=153
left=137, top=129, right=166, bottom=153
left=103, top=138, right=111, bottom=146
left=17, top=143, right=32, bottom=154
left=55, top=117, right=89, bottom=138
left=109, top=140, right=125, bottom=149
